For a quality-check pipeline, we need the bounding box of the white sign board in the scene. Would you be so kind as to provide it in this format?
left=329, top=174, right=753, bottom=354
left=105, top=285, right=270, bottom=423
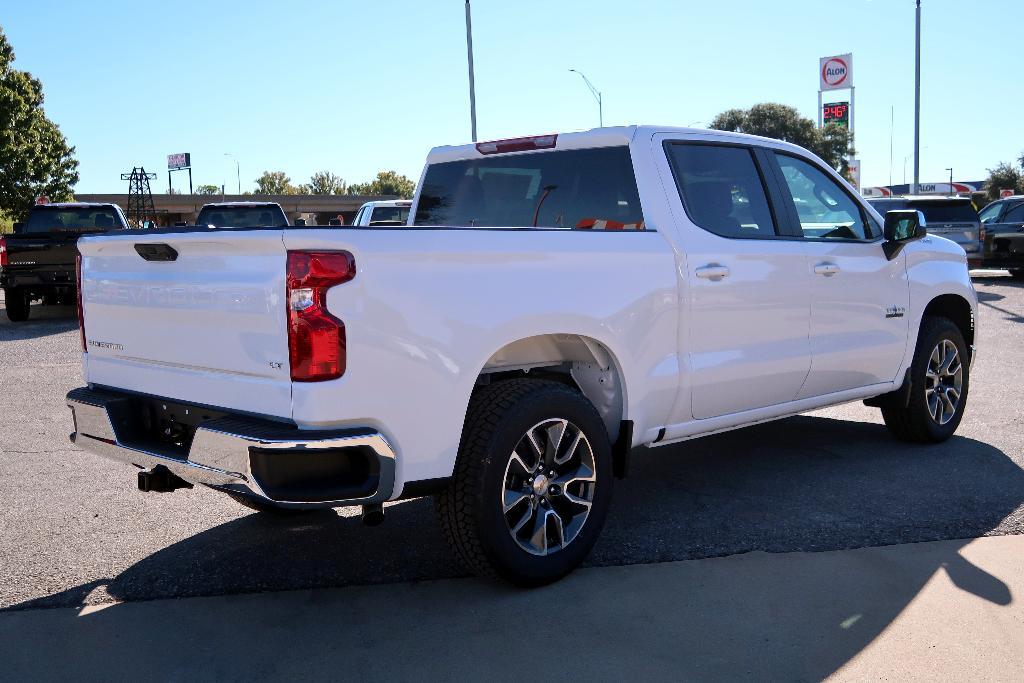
left=819, top=53, right=853, bottom=91
left=167, top=152, right=191, bottom=170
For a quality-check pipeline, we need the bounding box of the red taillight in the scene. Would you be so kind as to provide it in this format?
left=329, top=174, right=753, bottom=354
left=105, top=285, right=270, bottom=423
left=0, top=236, right=7, bottom=268
left=475, top=134, right=557, bottom=155
left=286, top=251, right=355, bottom=382
left=76, top=251, right=86, bottom=351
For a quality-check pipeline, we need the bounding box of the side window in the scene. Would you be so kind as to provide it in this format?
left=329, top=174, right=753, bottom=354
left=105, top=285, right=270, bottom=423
left=1003, top=203, right=1024, bottom=223
left=666, top=143, right=778, bottom=238
left=774, top=154, right=873, bottom=240
left=978, top=202, right=1002, bottom=224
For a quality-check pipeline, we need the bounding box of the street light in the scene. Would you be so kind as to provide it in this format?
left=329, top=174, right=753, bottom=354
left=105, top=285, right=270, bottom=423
left=946, top=167, right=953, bottom=195
left=224, top=153, right=240, bottom=194
left=569, top=69, right=603, bottom=128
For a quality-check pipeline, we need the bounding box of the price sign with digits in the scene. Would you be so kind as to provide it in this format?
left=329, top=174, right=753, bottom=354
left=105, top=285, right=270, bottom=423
left=822, top=102, right=850, bottom=127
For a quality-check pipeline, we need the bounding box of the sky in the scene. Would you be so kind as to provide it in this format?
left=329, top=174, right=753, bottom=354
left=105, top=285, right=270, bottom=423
left=4, top=0, right=1022, bottom=193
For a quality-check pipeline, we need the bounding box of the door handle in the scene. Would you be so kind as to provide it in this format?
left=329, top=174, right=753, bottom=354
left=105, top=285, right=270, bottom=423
left=695, top=264, right=730, bottom=281
left=814, top=262, right=839, bottom=277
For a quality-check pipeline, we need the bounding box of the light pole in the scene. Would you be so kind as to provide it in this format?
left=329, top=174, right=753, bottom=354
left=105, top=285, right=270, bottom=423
left=946, top=167, right=953, bottom=195
left=569, top=69, right=603, bottom=127
left=913, top=0, right=921, bottom=194
left=224, top=153, right=240, bottom=194
left=465, top=0, right=478, bottom=142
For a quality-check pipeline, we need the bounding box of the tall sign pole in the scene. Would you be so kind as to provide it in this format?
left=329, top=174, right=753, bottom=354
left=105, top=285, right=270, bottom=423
left=913, top=0, right=921, bottom=194
left=465, top=0, right=478, bottom=142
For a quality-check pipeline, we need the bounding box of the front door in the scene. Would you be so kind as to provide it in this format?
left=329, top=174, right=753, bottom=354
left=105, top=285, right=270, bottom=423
left=661, top=140, right=812, bottom=420
left=767, top=152, right=909, bottom=398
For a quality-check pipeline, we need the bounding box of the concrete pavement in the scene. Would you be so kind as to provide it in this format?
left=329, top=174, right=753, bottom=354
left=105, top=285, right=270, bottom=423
left=2, top=535, right=1022, bottom=681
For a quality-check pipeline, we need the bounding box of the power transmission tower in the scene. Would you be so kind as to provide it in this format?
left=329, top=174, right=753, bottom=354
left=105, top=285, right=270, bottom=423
left=121, top=167, right=157, bottom=228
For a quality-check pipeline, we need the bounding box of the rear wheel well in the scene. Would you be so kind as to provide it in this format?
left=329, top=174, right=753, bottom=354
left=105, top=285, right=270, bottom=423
left=476, top=334, right=625, bottom=444
left=922, top=294, right=974, bottom=351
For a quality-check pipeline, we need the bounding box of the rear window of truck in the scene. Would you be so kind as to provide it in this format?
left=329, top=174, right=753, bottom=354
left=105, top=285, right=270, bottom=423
left=23, top=207, right=122, bottom=233
left=413, top=146, right=647, bottom=230
left=195, top=206, right=288, bottom=228
left=369, top=206, right=410, bottom=225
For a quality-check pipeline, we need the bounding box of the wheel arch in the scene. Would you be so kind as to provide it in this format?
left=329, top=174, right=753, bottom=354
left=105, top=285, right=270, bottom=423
left=473, top=333, right=628, bottom=445
left=922, top=293, right=975, bottom=351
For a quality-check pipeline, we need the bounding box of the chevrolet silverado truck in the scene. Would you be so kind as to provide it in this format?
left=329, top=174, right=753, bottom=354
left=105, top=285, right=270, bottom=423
left=67, top=127, right=978, bottom=585
left=1, top=202, right=129, bottom=322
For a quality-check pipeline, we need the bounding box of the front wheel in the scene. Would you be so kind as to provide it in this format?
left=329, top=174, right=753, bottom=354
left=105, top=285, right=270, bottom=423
left=4, top=288, right=30, bottom=322
left=881, top=316, right=969, bottom=443
left=437, top=379, right=613, bottom=586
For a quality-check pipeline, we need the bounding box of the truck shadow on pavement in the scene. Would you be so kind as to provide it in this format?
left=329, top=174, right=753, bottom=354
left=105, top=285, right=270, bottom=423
left=6, top=415, right=1023, bottom=679
left=0, top=303, right=78, bottom=339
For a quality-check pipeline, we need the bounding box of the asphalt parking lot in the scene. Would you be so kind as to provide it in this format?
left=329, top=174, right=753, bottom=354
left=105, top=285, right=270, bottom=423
left=1, top=274, right=1022, bottom=615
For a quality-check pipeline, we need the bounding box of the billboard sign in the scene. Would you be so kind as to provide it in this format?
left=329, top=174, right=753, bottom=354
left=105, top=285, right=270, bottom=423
left=167, top=153, right=191, bottom=170
left=819, top=54, right=852, bottom=91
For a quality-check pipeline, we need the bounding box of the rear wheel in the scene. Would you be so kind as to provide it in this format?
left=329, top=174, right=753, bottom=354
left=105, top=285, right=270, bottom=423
left=4, top=288, right=30, bottom=322
left=436, top=379, right=613, bottom=586
left=881, top=316, right=969, bottom=443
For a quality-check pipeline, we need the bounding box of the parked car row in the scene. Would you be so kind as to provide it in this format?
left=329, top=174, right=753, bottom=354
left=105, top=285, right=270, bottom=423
left=867, top=194, right=1024, bottom=278
left=64, top=126, right=979, bottom=585
left=1, top=198, right=408, bottom=321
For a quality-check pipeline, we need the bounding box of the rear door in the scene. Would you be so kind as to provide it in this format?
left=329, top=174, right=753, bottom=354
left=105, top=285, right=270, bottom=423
left=79, top=229, right=293, bottom=418
left=660, top=138, right=812, bottom=420
left=766, top=152, right=909, bottom=398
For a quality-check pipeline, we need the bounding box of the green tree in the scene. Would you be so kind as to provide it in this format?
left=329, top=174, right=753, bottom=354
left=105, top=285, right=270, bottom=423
left=305, top=170, right=346, bottom=195
left=348, top=170, right=416, bottom=199
left=710, top=103, right=854, bottom=173
left=194, top=184, right=220, bottom=195
left=0, top=26, right=79, bottom=220
left=254, top=171, right=299, bottom=195
left=984, top=162, right=1024, bottom=201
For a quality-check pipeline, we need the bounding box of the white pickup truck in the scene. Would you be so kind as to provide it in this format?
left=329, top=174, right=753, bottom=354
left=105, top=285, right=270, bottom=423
left=68, top=126, right=977, bottom=585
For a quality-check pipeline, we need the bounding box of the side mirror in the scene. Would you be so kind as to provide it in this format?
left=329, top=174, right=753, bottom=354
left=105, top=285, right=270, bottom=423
left=883, top=209, right=927, bottom=260
left=12, top=222, right=24, bottom=234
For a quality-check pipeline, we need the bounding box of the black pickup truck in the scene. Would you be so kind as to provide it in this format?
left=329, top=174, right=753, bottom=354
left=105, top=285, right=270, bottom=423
left=1, top=202, right=129, bottom=322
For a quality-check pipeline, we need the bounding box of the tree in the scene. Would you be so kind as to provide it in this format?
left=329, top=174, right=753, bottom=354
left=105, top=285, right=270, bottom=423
left=253, top=171, right=299, bottom=195
left=348, top=170, right=416, bottom=199
left=0, top=26, right=79, bottom=220
left=305, top=170, right=346, bottom=195
left=194, top=184, right=220, bottom=195
left=710, top=103, right=854, bottom=173
left=984, top=162, right=1024, bottom=201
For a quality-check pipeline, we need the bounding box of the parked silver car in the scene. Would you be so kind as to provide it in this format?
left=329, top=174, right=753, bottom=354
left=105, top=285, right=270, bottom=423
left=868, top=196, right=982, bottom=267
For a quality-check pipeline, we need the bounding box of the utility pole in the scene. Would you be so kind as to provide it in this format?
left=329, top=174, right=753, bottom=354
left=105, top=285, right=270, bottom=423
left=465, top=0, right=478, bottom=142
left=913, top=0, right=921, bottom=194
left=224, top=153, right=240, bottom=194
left=946, top=167, right=953, bottom=195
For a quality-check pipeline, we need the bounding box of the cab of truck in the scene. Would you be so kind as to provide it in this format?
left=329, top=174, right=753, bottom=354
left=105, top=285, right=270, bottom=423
left=351, top=200, right=413, bottom=227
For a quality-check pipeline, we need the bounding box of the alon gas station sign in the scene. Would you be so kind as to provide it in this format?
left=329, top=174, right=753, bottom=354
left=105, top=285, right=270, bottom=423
left=819, top=54, right=852, bottom=91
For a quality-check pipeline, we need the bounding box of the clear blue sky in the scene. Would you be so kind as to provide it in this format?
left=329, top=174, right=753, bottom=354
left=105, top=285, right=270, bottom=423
left=4, top=0, right=1022, bottom=193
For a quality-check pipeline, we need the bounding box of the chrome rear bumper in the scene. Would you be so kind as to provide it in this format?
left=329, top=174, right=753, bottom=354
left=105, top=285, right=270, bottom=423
left=67, top=387, right=395, bottom=509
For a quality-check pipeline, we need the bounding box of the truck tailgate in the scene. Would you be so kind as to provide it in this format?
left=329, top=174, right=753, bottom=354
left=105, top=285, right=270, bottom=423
left=79, top=230, right=293, bottom=419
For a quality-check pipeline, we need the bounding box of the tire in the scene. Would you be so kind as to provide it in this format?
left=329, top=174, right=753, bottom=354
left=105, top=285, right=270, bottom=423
left=1009, top=269, right=1024, bottom=281
left=4, top=288, right=30, bottom=323
left=436, top=378, right=613, bottom=586
left=881, top=316, right=970, bottom=443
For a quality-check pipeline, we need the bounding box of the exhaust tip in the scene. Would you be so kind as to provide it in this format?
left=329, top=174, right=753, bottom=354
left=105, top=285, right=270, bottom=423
left=361, top=503, right=385, bottom=526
